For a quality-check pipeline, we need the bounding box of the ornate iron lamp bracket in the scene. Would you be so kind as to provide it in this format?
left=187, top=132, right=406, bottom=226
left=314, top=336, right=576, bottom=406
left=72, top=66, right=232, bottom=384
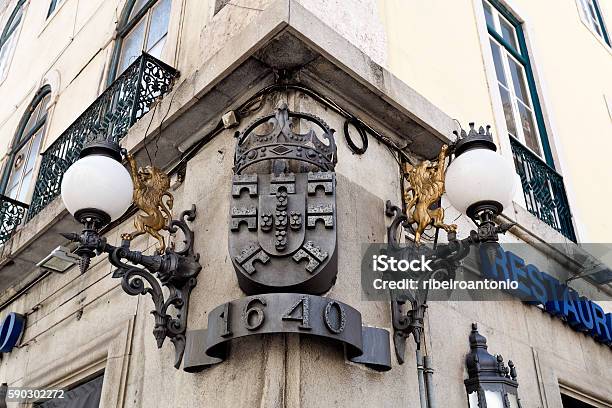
left=385, top=200, right=504, bottom=364
left=61, top=206, right=201, bottom=369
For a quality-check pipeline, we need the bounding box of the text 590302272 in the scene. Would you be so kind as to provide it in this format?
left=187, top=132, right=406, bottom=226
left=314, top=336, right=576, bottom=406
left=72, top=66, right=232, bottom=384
left=4, top=388, right=65, bottom=402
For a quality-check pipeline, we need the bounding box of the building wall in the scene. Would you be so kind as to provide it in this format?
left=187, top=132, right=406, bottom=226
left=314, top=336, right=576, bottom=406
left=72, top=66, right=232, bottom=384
left=3, top=0, right=608, bottom=241
left=0, top=89, right=610, bottom=407
left=379, top=0, right=612, bottom=242
left=0, top=1, right=610, bottom=408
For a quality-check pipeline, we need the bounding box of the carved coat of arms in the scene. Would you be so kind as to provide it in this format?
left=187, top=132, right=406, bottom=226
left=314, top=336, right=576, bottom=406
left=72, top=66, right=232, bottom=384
left=228, top=103, right=338, bottom=295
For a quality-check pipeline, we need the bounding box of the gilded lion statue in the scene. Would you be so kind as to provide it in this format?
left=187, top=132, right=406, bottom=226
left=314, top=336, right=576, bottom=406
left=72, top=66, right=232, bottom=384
left=403, top=144, right=457, bottom=244
left=121, top=153, right=174, bottom=253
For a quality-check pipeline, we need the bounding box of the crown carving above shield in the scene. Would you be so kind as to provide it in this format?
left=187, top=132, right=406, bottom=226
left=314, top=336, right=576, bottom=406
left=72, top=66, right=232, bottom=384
left=233, top=103, right=337, bottom=174
left=229, top=103, right=339, bottom=295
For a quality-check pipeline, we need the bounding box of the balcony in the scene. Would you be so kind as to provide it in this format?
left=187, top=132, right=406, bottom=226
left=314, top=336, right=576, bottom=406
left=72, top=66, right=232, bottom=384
left=0, top=195, right=28, bottom=245
left=26, top=53, right=178, bottom=222
left=509, top=137, right=576, bottom=242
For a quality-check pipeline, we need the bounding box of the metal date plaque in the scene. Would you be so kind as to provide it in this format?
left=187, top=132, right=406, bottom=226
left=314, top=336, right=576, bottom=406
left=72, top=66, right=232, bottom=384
left=182, top=293, right=391, bottom=372
left=229, top=104, right=338, bottom=294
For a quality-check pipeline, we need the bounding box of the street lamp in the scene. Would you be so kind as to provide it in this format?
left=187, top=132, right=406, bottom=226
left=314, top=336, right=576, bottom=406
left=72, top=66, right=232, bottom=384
left=59, top=140, right=134, bottom=272
left=385, top=122, right=516, bottom=408
left=387, top=123, right=516, bottom=354
left=61, top=140, right=134, bottom=223
left=445, top=123, right=516, bottom=240
left=465, top=323, right=522, bottom=408
left=43, top=139, right=202, bottom=369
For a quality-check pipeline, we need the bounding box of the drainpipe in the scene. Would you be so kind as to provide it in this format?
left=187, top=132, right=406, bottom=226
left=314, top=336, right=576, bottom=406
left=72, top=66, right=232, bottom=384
left=416, top=349, right=428, bottom=408
left=424, top=355, right=437, bottom=408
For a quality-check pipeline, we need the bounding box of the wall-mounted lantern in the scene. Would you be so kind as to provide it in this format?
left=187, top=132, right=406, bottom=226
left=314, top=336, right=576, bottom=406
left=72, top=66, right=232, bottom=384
left=465, top=323, right=522, bottom=408
left=386, top=123, right=517, bottom=408
left=41, top=139, right=201, bottom=368
left=444, top=123, right=516, bottom=240
left=388, top=123, right=517, bottom=357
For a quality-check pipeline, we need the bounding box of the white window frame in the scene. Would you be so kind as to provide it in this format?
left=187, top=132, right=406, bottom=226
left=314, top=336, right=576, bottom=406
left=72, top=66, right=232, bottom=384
left=576, top=0, right=610, bottom=46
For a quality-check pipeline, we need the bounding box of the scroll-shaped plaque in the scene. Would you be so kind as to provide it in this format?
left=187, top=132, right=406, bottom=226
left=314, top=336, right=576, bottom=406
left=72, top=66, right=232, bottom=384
left=182, top=293, right=392, bottom=372
left=229, top=104, right=338, bottom=295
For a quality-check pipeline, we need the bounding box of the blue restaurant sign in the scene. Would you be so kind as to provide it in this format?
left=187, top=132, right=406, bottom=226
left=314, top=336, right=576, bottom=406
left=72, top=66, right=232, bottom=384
left=480, top=245, right=612, bottom=346
left=0, top=313, right=26, bottom=353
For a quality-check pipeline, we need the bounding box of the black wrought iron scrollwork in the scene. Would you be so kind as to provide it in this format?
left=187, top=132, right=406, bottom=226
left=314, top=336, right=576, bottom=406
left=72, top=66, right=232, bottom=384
left=509, top=136, right=575, bottom=241
left=0, top=195, right=28, bottom=244
left=27, top=53, right=178, bottom=222
left=343, top=117, right=368, bottom=155
left=167, top=206, right=198, bottom=258
left=385, top=200, right=508, bottom=364
left=384, top=201, right=406, bottom=250
left=62, top=205, right=201, bottom=369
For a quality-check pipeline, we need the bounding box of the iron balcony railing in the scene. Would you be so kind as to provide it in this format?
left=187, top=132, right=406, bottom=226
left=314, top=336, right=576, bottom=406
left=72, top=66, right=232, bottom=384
left=26, top=53, right=178, bottom=221
left=0, top=195, right=28, bottom=245
left=509, top=137, right=576, bottom=242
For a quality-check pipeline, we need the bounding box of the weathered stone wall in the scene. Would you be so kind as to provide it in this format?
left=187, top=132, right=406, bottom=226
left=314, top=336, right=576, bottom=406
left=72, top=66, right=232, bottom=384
left=1, top=91, right=610, bottom=408
left=0, top=1, right=610, bottom=407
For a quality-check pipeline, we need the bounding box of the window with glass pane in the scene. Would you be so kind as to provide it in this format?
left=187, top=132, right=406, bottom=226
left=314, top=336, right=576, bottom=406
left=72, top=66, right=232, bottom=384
left=35, top=374, right=104, bottom=408
left=577, top=0, right=610, bottom=45
left=47, top=0, right=64, bottom=18
left=114, top=0, right=171, bottom=77
left=3, top=89, right=50, bottom=204
left=483, top=0, right=549, bottom=161
left=0, top=0, right=25, bottom=81
left=561, top=393, right=598, bottom=408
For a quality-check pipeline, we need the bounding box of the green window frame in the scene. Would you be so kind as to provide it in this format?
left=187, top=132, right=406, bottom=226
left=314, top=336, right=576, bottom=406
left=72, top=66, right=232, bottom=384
left=0, top=0, right=26, bottom=81
left=0, top=86, right=51, bottom=203
left=107, top=0, right=171, bottom=83
left=483, top=0, right=555, bottom=168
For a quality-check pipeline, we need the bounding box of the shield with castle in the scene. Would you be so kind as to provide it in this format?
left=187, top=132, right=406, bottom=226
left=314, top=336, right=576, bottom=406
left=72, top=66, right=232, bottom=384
left=228, top=103, right=338, bottom=295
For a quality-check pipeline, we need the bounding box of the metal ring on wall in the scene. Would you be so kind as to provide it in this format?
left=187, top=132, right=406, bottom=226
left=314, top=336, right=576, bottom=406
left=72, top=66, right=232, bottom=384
left=343, top=118, right=369, bottom=155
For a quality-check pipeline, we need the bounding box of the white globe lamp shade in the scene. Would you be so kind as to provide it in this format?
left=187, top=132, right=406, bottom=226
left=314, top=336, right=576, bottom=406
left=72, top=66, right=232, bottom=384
left=444, top=124, right=515, bottom=219
left=61, top=142, right=133, bottom=225
left=445, top=149, right=515, bottom=216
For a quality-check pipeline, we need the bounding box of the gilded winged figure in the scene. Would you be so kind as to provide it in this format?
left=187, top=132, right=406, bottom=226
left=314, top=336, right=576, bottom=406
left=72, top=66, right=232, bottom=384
left=121, top=153, right=174, bottom=253
left=403, top=145, right=457, bottom=244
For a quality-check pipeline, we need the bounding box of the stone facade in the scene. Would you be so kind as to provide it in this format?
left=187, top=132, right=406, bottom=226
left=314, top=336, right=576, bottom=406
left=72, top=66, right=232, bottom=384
left=0, top=1, right=610, bottom=407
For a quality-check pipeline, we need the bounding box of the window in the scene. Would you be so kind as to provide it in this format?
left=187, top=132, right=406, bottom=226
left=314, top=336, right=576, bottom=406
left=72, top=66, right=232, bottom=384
left=2, top=86, right=51, bottom=203
left=577, top=0, right=610, bottom=45
left=561, top=393, right=598, bottom=408
left=47, top=0, right=64, bottom=18
left=214, top=0, right=230, bottom=14
left=110, top=0, right=171, bottom=81
left=483, top=0, right=554, bottom=167
left=35, top=374, right=104, bottom=408
left=0, top=0, right=25, bottom=82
